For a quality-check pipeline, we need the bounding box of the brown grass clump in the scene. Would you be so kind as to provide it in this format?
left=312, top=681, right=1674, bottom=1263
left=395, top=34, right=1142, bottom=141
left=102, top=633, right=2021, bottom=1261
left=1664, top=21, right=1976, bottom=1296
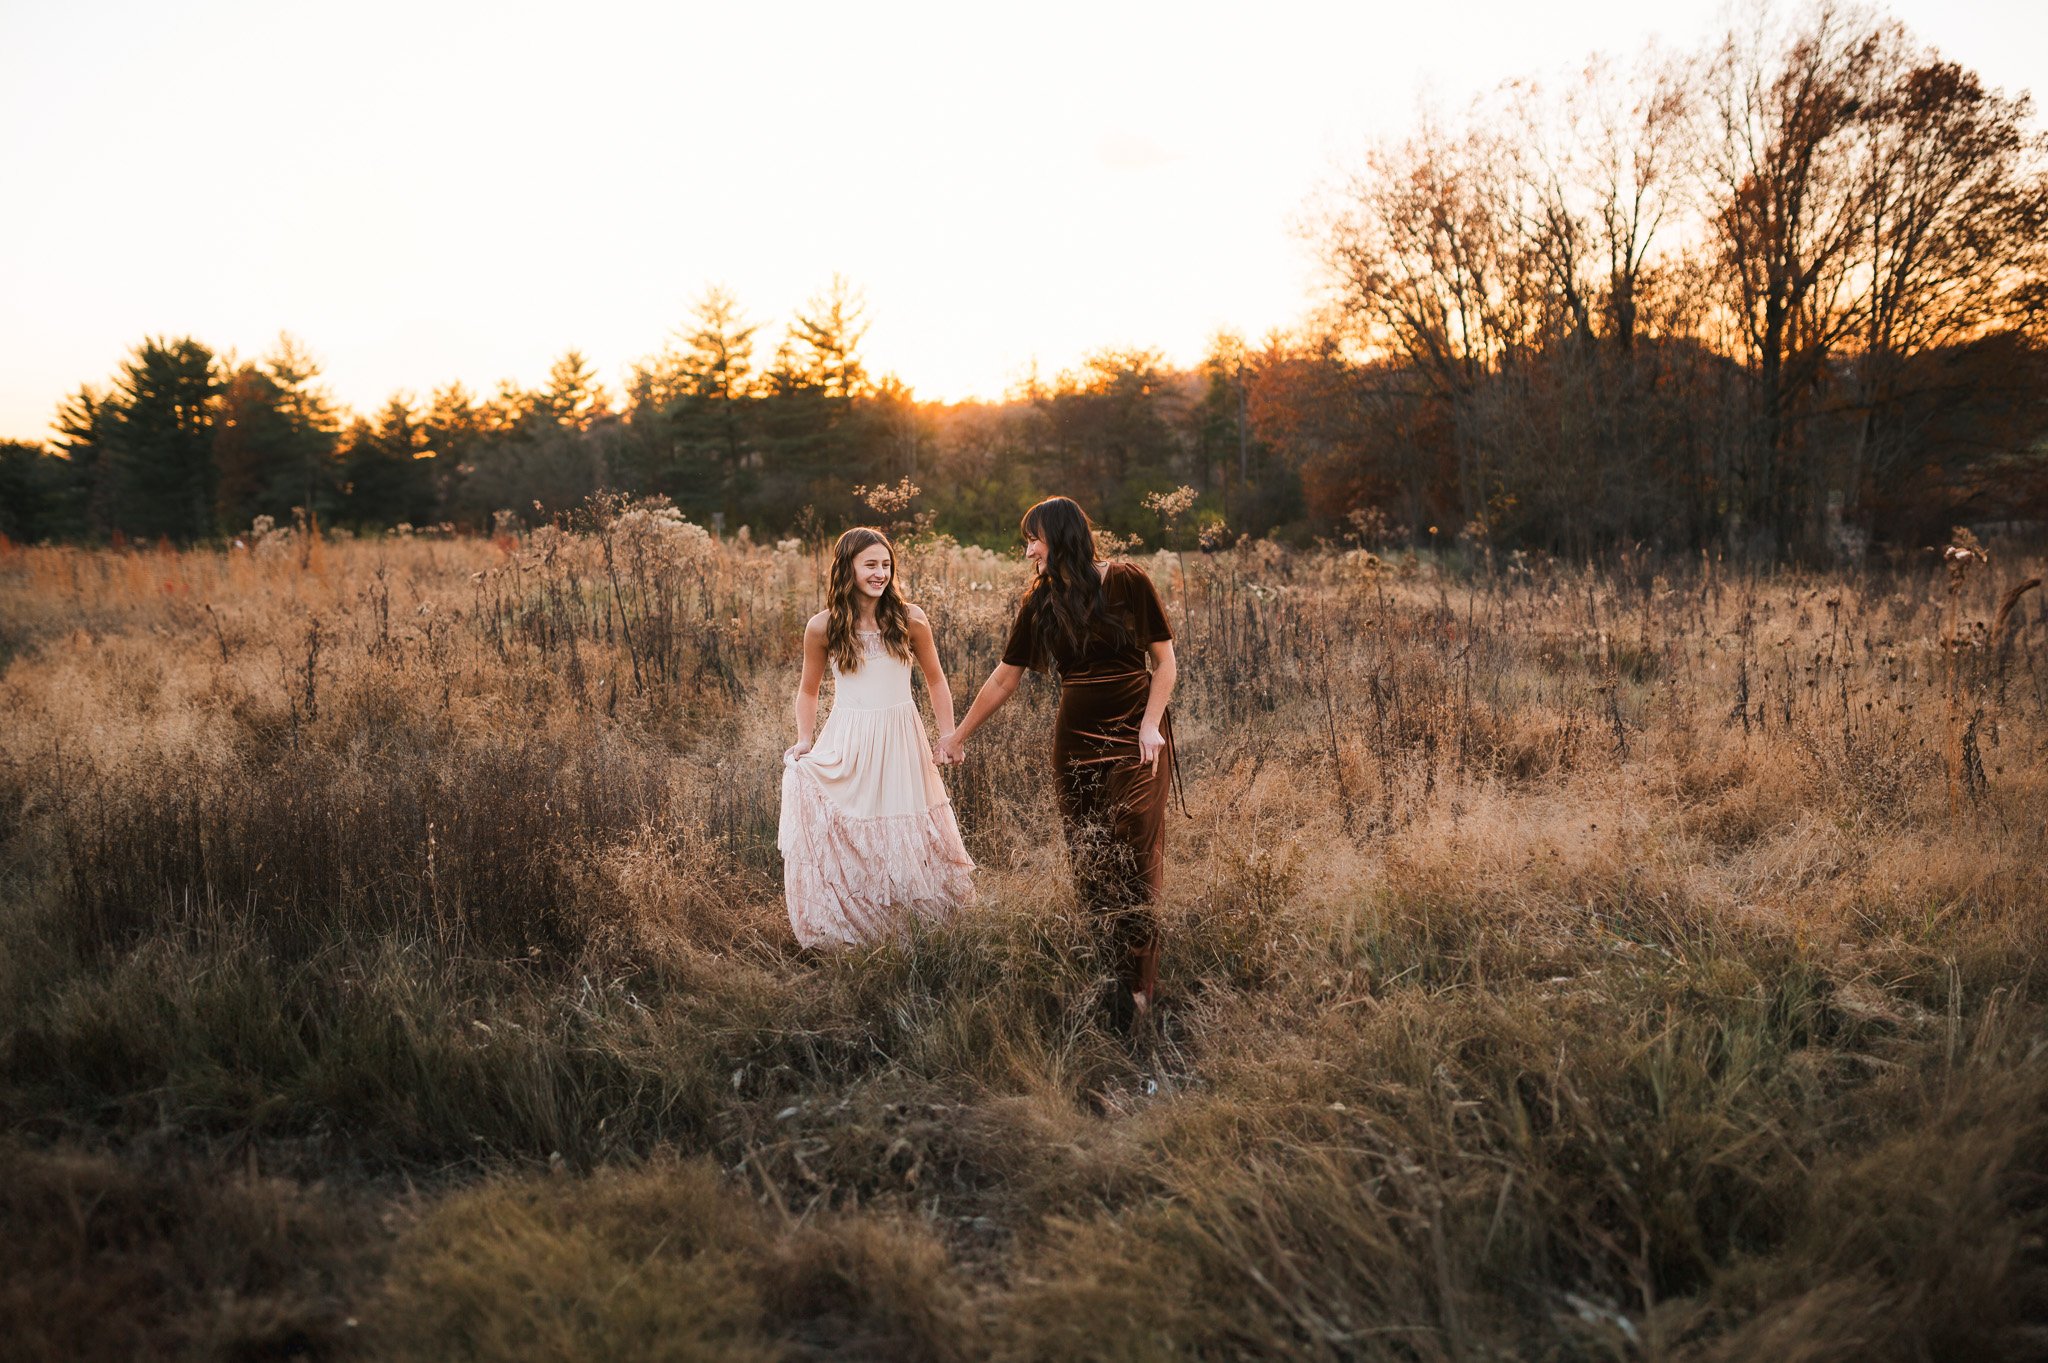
left=374, top=1154, right=981, bottom=1362
left=2, top=509, right=2045, bottom=1358
left=0, top=1138, right=378, bottom=1362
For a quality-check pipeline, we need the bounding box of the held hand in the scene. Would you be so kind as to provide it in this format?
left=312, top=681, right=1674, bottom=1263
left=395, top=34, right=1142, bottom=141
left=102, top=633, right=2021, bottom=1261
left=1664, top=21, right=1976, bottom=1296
left=935, top=733, right=965, bottom=766
left=1137, top=723, right=1165, bottom=770
left=785, top=739, right=814, bottom=763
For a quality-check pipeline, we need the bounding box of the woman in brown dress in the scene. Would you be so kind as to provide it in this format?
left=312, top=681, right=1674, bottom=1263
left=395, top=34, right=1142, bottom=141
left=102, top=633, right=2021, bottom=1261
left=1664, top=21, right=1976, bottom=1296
left=937, top=496, right=1178, bottom=1028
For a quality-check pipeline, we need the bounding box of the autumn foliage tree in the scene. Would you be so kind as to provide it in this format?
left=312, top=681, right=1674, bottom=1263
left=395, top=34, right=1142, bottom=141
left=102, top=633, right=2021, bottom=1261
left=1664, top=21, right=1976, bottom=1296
left=1309, top=1, right=2047, bottom=557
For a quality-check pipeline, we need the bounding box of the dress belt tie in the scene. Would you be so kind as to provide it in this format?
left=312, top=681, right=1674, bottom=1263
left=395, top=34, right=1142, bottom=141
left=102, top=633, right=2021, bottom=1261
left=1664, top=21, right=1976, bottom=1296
left=1059, top=669, right=1191, bottom=818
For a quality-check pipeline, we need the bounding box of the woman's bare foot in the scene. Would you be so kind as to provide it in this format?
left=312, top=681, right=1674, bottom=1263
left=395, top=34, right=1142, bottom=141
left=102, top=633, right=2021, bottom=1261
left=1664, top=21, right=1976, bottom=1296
left=1130, top=990, right=1154, bottom=1036
left=1098, top=981, right=1150, bottom=1035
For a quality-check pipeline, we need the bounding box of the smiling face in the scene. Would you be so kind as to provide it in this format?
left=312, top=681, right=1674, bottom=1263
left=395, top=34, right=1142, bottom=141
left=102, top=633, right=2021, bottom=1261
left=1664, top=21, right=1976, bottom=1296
left=853, top=543, right=893, bottom=598
left=826, top=527, right=908, bottom=671
left=1019, top=497, right=1095, bottom=581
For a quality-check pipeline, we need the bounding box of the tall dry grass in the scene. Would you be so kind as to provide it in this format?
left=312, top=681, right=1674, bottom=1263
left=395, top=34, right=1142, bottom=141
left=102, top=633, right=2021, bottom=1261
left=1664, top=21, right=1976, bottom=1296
left=1, top=512, right=2043, bottom=1360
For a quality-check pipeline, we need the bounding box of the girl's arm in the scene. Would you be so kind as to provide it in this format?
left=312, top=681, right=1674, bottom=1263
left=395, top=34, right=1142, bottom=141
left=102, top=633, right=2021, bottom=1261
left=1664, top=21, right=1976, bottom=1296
left=938, top=662, right=1025, bottom=763
left=788, top=614, right=828, bottom=759
left=906, top=606, right=955, bottom=739
left=1137, top=639, right=1176, bottom=768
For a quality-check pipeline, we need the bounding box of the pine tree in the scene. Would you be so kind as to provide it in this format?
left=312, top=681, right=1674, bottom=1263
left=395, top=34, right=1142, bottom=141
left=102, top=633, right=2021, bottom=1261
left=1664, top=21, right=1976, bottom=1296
left=50, top=385, right=114, bottom=537
left=0, top=441, right=53, bottom=541
left=787, top=275, right=870, bottom=399
left=107, top=337, right=220, bottom=540
left=423, top=383, right=487, bottom=525
left=340, top=395, right=434, bottom=527
left=535, top=350, right=612, bottom=430
left=673, top=286, right=760, bottom=521
left=210, top=339, right=341, bottom=534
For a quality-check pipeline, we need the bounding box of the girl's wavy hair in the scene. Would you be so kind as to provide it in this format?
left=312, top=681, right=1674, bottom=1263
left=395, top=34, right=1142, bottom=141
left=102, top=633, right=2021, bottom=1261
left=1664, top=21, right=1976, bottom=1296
left=826, top=527, right=914, bottom=673
left=1018, top=496, right=1126, bottom=668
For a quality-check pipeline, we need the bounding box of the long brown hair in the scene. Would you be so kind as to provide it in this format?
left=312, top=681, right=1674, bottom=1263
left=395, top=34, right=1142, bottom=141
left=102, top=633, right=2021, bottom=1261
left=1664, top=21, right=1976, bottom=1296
left=826, top=527, right=913, bottom=672
left=1018, top=496, right=1125, bottom=668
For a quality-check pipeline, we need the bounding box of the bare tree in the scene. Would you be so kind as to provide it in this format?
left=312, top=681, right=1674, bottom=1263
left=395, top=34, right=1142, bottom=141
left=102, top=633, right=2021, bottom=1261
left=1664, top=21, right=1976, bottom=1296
left=1694, top=2, right=1875, bottom=549
left=1513, top=54, right=1688, bottom=355
left=1321, top=115, right=1550, bottom=521
left=1844, top=33, right=2048, bottom=513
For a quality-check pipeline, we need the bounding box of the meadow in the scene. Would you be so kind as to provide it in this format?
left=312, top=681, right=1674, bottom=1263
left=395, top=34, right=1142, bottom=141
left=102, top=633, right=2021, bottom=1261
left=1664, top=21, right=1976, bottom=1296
left=0, top=505, right=2042, bottom=1361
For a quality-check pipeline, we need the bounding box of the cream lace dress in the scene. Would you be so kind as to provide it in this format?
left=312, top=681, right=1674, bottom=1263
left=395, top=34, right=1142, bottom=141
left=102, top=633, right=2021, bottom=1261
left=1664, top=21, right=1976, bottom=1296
left=779, top=628, right=975, bottom=945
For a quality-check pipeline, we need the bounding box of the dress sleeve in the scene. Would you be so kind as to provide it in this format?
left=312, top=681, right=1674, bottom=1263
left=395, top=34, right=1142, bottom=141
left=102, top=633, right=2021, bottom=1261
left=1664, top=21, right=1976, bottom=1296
left=1121, top=563, right=1172, bottom=644
left=1000, top=593, right=1039, bottom=669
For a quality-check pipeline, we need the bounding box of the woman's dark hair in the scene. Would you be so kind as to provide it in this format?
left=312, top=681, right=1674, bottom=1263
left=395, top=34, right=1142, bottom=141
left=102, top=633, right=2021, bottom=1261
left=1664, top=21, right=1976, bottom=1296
left=1019, top=496, right=1125, bottom=667
left=826, top=527, right=913, bottom=673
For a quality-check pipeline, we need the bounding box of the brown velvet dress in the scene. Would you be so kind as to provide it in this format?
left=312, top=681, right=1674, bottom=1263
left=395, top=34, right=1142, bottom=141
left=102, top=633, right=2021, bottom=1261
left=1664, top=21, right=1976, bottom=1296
left=1002, top=561, right=1175, bottom=1000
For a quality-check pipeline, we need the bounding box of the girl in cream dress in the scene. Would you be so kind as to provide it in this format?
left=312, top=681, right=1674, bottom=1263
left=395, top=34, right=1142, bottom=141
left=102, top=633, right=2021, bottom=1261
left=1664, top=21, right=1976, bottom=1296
left=779, top=527, right=975, bottom=945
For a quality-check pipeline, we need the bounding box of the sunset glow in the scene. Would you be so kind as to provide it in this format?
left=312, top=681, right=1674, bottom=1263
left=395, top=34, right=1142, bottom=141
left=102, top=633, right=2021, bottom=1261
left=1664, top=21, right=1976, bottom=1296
left=2, top=0, right=2041, bottom=441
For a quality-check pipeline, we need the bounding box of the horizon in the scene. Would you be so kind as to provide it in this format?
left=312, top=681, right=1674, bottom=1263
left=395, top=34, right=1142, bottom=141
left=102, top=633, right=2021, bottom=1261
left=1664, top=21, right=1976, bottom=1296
left=3, top=0, right=2042, bottom=444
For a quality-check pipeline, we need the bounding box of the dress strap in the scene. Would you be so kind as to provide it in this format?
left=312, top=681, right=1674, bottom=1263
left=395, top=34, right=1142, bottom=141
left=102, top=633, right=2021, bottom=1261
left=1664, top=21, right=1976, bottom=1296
left=1162, top=706, right=1190, bottom=818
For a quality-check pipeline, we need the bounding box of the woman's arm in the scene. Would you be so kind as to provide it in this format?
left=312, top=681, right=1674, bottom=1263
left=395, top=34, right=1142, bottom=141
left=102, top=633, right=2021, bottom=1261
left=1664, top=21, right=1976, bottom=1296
left=788, top=614, right=828, bottom=759
left=906, top=606, right=955, bottom=739
left=937, top=661, right=1025, bottom=763
left=1137, top=639, right=1176, bottom=768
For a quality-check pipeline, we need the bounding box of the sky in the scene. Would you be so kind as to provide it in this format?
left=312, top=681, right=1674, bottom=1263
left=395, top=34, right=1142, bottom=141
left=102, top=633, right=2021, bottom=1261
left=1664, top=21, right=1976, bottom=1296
left=1, top=0, right=2042, bottom=443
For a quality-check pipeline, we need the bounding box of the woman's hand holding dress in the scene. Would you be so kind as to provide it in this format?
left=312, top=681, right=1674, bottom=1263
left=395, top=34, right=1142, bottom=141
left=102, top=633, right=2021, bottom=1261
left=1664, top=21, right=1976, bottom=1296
left=1137, top=722, right=1165, bottom=769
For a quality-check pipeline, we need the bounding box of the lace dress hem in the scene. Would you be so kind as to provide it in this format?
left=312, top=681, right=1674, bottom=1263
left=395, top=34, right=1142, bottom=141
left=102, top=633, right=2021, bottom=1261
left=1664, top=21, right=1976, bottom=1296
left=779, top=758, right=975, bottom=947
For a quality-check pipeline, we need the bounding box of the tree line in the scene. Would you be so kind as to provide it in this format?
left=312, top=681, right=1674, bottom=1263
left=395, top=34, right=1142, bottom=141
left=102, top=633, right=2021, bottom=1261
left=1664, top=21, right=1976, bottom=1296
left=4, top=4, right=2044, bottom=559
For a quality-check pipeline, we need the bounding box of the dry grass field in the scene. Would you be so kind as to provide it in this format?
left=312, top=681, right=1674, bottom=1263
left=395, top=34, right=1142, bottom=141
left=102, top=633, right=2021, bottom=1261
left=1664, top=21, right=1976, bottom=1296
left=1, top=507, right=2043, bottom=1361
